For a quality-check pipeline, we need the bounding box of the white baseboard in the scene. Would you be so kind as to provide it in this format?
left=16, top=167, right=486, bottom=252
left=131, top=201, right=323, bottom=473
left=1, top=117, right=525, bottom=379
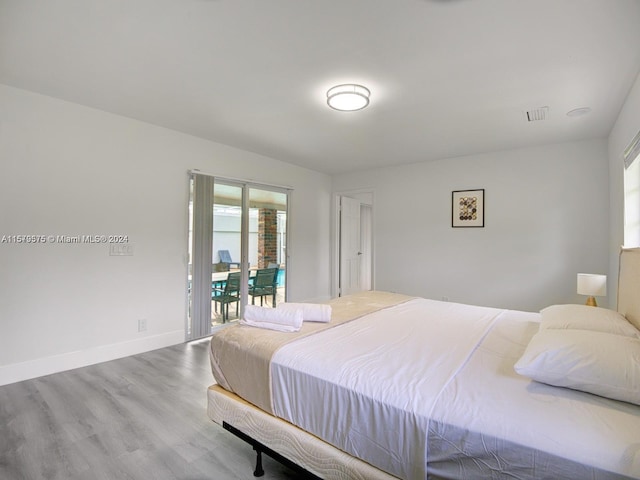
left=0, top=330, right=185, bottom=387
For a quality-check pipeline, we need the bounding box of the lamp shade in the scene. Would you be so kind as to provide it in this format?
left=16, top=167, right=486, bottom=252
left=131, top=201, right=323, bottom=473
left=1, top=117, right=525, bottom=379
left=577, top=273, right=607, bottom=296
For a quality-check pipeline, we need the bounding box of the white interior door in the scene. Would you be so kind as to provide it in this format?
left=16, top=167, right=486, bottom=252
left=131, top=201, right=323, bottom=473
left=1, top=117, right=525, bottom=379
left=339, top=196, right=362, bottom=296
left=360, top=204, right=372, bottom=291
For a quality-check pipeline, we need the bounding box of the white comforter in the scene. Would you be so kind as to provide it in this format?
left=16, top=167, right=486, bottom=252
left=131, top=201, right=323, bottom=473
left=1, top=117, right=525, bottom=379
left=270, top=298, right=640, bottom=480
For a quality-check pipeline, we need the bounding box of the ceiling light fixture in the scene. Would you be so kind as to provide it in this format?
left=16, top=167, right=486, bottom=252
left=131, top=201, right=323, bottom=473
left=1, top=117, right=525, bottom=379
left=327, top=84, right=370, bottom=111
left=567, top=107, right=592, bottom=117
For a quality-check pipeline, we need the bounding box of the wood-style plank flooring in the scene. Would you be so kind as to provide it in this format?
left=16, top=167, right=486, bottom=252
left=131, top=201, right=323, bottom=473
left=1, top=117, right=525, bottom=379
left=0, top=339, right=300, bottom=480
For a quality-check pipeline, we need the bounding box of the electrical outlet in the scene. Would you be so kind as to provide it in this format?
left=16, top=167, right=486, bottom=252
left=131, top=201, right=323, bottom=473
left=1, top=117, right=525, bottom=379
left=442, top=296, right=449, bottom=302
left=110, top=244, right=134, bottom=256
left=138, top=318, right=147, bottom=332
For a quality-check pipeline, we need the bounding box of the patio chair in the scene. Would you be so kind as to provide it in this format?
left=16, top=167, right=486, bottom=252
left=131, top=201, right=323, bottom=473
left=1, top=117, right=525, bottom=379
left=212, top=271, right=241, bottom=322
left=218, top=250, right=240, bottom=268
left=248, top=267, right=278, bottom=307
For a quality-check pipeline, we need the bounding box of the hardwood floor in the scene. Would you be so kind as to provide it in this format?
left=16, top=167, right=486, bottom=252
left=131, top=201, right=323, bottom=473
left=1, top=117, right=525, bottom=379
left=0, top=339, right=301, bottom=480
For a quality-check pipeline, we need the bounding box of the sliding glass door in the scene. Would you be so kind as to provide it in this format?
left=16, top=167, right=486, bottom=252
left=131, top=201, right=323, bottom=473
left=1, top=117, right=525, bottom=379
left=187, top=174, right=289, bottom=340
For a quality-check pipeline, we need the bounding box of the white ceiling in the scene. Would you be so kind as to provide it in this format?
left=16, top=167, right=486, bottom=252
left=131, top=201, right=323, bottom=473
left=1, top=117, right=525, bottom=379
left=1, top=0, right=640, bottom=175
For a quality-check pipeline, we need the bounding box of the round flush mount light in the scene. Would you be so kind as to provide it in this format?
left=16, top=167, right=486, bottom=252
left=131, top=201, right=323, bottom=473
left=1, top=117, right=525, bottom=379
left=327, top=84, right=370, bottom=111
left=566, top=107, right=592, bottom=117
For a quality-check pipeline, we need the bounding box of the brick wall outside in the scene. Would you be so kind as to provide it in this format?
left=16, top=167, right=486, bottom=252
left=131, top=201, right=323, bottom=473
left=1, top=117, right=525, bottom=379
left=258, top=208, right=278, bottom=268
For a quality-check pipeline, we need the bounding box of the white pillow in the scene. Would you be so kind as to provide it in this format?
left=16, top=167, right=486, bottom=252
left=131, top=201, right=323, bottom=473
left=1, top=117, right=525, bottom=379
left=515, top=329, right=640, bottom=406
left=540, top=304, right=640, bottom=338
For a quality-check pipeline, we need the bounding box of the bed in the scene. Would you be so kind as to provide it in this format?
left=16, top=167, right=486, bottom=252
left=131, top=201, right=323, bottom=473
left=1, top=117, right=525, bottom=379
left=207, top=248, right=640, bottom=479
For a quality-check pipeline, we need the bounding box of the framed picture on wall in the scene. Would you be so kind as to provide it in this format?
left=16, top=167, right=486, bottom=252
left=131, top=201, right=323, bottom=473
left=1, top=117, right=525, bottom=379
left=452, top=189, right=484, bottom=228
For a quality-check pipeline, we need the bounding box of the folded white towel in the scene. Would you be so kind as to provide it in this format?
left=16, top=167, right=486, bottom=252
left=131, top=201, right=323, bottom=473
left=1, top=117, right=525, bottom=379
left=276, top=302, right=332, bottom=323
left=240, top=319, right=300, bottom=332
left=240, top=305, right=303, bottom=332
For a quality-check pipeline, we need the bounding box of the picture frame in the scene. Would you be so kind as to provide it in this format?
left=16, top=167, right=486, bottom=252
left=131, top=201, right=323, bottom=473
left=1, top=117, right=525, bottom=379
left=452, top=189, right=484, bottom=228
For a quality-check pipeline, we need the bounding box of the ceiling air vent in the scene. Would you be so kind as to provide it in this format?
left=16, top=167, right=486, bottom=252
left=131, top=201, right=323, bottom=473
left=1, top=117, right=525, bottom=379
left=525, top=106, right=549, bottom=122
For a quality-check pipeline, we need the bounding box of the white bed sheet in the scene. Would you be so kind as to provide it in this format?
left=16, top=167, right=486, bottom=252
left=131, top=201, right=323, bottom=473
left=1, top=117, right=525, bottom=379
left=428, top=313, right=640, bottom=479
left=271, top=298, right=509, bottom=479
left=270, top=298, right=640, bottom=480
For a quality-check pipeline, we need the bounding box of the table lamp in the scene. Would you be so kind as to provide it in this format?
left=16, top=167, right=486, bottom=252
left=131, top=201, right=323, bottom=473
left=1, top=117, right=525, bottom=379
left=577, top=273, right=607, bottom=307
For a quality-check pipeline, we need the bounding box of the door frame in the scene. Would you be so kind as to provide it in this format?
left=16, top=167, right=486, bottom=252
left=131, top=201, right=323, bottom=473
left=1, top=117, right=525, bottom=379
left=332, top=189, right=375, bottom=298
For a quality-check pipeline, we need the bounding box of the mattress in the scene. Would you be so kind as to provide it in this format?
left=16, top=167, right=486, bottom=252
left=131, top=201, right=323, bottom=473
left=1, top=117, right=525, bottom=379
left=269, top=298, right=640, bottom=479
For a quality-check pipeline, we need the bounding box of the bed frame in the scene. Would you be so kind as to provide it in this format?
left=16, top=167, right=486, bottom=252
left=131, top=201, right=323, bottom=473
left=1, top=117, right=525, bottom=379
left=207, top=385, right=397, bottom=480
left=207, top=384, right=397, bottom=479
left=207, top=247, right=640, bottom=479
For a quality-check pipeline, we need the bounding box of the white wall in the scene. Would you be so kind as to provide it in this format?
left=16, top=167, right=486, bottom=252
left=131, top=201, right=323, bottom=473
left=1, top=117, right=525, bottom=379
left=333, top=139, right=610, bottom=312
left=0, top=84, right=332, bottom=386
left=608, top=71, right=640, bottom=305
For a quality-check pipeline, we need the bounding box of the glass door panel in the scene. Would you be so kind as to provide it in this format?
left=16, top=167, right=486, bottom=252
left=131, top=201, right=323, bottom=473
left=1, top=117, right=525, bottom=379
left=248, top=187, right=287, bottom=307
left=212, top=182, right=244, bottom=325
